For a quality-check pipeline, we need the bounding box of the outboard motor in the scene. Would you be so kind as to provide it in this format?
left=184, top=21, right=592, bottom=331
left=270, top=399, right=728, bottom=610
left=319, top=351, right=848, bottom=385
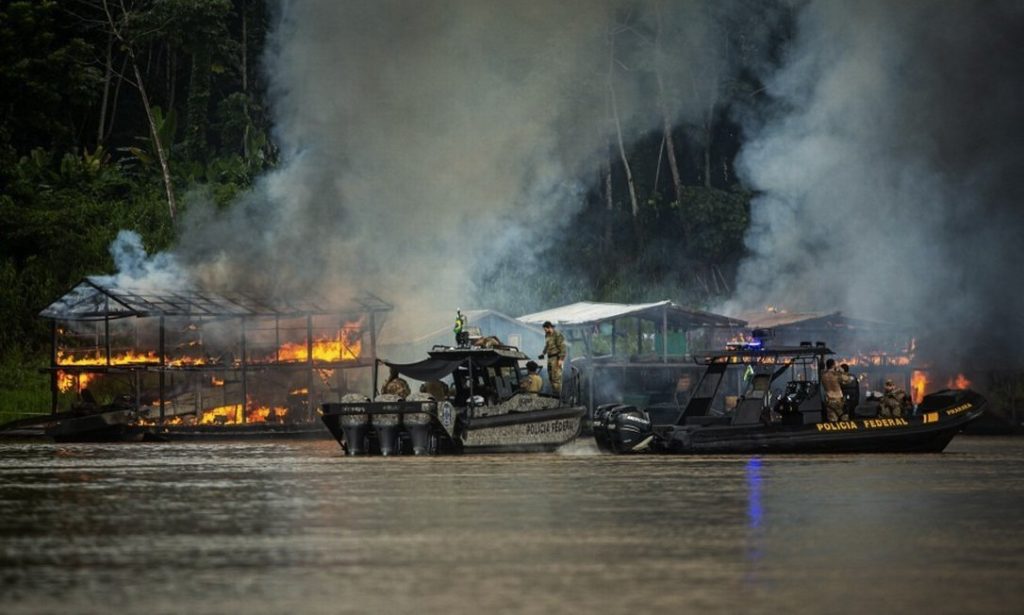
left=404, top=392, right=437, bottom=456
left=592, top=404, right=654, bottom=454
left=372, top=394, right=403, bottom=456
left=339, top=394, right=371, bottom=455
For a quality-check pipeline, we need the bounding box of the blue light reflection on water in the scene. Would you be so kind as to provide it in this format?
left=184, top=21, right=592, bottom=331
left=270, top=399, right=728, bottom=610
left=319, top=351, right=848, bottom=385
left=746, top=456, right=763, bottom=529
left=744, top=456, right=765, bottom=581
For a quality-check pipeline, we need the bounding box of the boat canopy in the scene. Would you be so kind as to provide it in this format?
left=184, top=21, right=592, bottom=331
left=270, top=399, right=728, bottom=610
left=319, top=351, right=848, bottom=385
left=385, top=348, right=526, bottom=381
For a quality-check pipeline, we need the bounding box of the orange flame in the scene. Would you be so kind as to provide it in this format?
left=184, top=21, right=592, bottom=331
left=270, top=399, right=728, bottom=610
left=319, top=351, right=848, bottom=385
left=273, top=328, right=361, bottom=363
left=56, top=349, right=160, bottom=366
left=911, top=370, right=928, bottom=405
left=196, top=399, right=290, bottom=425
left=289, top=388, right=309, bottom=395
left=947, top=373, right=971, bottom=390
left=199, top=404, right=243, bottom=425
left=211, top=376, right=225, bottom=387
left=56, top=371, right=96, bottom=393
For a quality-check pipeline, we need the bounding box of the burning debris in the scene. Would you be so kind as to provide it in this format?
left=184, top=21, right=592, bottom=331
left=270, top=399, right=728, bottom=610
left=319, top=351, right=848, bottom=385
left=39, top=277, right=391, bottom=430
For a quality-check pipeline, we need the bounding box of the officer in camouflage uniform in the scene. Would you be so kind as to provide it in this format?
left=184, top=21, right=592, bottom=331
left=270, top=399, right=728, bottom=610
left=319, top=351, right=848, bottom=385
left=880, top=379, right=909, bottom=418
left=821, top=358, right=847, bottom=422
left=381, top=367, right=411, bottom=398
left=538, top=321, right=567, bottom=395
left=839, top=363, right=860, bottom=418
left=519, top=361, right=543, bottom=394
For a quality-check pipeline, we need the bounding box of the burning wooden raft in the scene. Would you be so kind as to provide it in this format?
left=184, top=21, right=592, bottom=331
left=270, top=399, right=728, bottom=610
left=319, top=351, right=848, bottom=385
left=38, top=277, right=391, bottom=437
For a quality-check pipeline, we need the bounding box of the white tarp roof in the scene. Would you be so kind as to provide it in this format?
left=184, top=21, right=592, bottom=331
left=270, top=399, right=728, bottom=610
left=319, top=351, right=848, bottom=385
left=518, top=301, right=744, bottom=328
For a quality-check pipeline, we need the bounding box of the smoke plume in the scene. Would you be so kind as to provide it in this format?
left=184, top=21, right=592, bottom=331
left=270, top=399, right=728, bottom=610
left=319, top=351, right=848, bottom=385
left=730, top=0, right=1024, bottom=368
left=164, top=1, right=751, bottom=335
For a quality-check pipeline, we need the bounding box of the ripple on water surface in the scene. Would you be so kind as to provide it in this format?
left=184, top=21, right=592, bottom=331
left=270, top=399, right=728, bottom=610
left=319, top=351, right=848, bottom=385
left=1, top=437, right=1023, bottom=614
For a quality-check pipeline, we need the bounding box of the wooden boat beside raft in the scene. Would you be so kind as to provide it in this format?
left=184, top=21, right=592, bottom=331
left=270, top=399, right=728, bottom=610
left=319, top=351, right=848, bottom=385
left=592, top=344, right=985, bottom=455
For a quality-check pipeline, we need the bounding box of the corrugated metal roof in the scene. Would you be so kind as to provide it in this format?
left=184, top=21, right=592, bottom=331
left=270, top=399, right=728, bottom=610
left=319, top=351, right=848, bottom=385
left=517, top=301, right=744, bottom=328
left=39, top=276, right=392, bottom=320
left=738, top=310, right=907, bottom=331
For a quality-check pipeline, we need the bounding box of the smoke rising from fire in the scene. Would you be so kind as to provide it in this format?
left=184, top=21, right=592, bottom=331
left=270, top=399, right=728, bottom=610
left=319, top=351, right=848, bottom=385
left=729, top=0, right=1024, bottom=368
left=167, top=1, right=757, bottom=335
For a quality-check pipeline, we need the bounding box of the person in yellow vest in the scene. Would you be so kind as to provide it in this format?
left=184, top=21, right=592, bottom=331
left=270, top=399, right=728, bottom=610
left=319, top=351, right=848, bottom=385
left=538, top=321, right=567, bottom=395
left=519, top=361, right=543, bottom=394
left=453, top=309, right=468, bottom=347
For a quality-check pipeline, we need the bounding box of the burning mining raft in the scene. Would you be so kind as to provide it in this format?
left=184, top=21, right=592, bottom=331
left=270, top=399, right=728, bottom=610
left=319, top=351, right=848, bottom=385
left=37, top=277, right=391, bottom=440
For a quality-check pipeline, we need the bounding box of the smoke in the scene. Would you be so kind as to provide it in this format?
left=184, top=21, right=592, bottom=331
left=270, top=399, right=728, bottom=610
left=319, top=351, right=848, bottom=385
left=102, top=230, right=190, bottom=290
left=729, top=0, right=1024, bottom=368
left=159, top=1, right=756, bottom=337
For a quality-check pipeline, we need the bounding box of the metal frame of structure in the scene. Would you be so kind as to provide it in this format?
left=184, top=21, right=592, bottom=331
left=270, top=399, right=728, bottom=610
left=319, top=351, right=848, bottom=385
left=39, top=277, right=393, bottom=422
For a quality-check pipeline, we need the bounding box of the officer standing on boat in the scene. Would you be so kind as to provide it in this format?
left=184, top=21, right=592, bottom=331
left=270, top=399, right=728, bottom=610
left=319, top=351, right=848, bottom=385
left=880, top=379, right=910, bottom=418
left=519, top=361, right=543, bottom=394
left=538, top=321, right=567, bottom=395
left=839, top=363, right=860, bottom=418
left=821, top=358, right=847, bottom=422
left=454, top=309, right=469, bottom=347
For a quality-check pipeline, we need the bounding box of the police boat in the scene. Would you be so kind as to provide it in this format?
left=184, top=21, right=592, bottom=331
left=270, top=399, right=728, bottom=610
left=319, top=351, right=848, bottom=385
left=592, top=342, right=986, bottom=455
left=320, top=344, right=586, bottom=455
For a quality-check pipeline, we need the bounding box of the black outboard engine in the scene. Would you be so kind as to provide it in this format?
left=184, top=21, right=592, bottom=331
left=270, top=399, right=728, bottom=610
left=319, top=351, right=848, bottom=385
left=592, top=404, right=654, bottom=454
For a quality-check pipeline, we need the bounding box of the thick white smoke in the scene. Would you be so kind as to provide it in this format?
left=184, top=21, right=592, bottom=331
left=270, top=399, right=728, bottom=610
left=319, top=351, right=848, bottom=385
left=730, top=0, right=1024, bottom=367
left=167, top=0, right=751, bottom=337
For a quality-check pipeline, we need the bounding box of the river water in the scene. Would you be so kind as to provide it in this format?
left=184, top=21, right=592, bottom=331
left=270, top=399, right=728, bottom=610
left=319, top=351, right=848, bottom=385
left=1, top=436, right=1022, bottom=614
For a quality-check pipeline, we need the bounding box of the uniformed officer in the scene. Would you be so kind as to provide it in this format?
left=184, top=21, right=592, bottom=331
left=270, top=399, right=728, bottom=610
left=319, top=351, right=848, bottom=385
left=381, top=367, right=411, bottom=398
left=420, top=380, right=449, bottom=400
left=538, top=321, right=567, bottom=395
left=839, top=363, right=860, bottom=418
left=519, top=361, right=543, bottom=394
left=453, top=309, right=468, bottom=347
left=880, top=379, right=909, bottom=418
left=821, top=358, right=847, bottom=422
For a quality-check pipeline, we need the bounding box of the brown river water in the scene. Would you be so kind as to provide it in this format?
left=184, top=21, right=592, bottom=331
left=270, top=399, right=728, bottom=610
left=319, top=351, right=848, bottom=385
left=1, top=436, right=1022, bottom=614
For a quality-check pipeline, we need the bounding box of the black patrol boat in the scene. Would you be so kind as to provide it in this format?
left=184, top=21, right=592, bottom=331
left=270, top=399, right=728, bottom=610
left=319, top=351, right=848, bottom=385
left=592, top=343, right=986, bottom=455
left=320, top=345, right=586, bottom=455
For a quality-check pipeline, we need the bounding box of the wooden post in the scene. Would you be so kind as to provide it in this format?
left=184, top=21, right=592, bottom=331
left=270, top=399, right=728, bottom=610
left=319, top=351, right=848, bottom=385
left=306, top=315, right=314, bottom=364
left=50, top=320, right=58, bottom=414
left=104, top=297, right=111, bottom=366
left=369, top=312, right=377, bottom=363
left=159, top=316, right=166, bottom=422
left=662, top=307, right=669, bottom=361
left=240, top=317, right=248, bottom=424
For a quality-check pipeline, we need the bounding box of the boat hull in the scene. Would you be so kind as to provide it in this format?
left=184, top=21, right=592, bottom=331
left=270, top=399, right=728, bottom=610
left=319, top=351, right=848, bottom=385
left=45, top=409, right=150, bottom=443
left=321, top=400, right=585, bottom=456
left=595, top=389, right=986, bottom=455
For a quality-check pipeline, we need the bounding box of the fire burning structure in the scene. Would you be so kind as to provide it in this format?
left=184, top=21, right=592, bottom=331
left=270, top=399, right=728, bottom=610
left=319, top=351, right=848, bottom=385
left=732, top=309, right=973, bottom=404
left=39, top=277, right=391, bottom=433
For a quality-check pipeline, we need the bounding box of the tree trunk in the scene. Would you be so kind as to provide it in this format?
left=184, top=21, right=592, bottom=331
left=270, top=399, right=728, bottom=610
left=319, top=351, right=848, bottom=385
left=607, top=33, right=638, bottom=220
left=131, top=50, right=177, bottom=222
left=101, top=0, right=176, bottom=222
left=703, top=114, right=712, bottom=188
left=97, top=34, right=113, bottom=146
left=604, top=140, right=613, bottom=245
left=166, top=45, right=176, bottom=111
left=186, top=46, right=211, bottom=162
left=653, top=3, right=684, bottom=205
left=241, top=0, right=249, bottom=94
left=105, top=55, right=127, bottom=142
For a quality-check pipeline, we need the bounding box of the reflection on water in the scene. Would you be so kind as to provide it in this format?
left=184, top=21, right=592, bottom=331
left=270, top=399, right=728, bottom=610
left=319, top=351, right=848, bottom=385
left=1, top=437, right=1023, bottom=614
